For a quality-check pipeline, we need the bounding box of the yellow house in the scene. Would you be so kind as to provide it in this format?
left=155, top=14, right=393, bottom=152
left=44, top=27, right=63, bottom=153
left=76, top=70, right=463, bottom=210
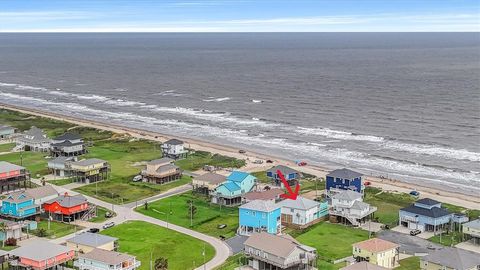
left=420, top=247, right=479, bottom=270
left=352, top=238, right=399, bottom=268
left=69, top=158, right=109, bottom=183
left=66, top=232, right=118, bottom=254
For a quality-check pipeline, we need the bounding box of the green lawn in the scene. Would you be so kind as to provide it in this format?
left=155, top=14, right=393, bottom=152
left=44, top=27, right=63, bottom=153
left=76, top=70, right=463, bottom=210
left=213, top=253, right=246, bottom=270
left=443, top=203, right=480, bottom=220
left=175, top=150, right=245, bottom=171
left=0, top=143, right=15, bottom=152
left=428, top=231, right=463, bottom=246
left=0, top=151, right=49, bottom=177
left=364, top=187, right=415, bottom=226
left=294, top=222, right=369, bottom=264
left=251, top=171, right=270, bottom=184
left=101, top=221, right=215, bottom=270
left=0, top=245, right=18, bottom=251
left=47, top=178, right=74, bottom=186
left=136, top=192, right=239, bottom=238
left=397, top=256, right=420, bottom=270
left=89, top=205, right=116, bottom=223
left=32, top=220, right=84, bottom=239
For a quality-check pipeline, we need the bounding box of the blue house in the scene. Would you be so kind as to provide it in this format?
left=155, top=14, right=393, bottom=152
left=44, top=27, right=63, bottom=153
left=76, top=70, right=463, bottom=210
left=212, top=171, right=256, bottom=206
left=325, top=168, right=363, bottom=196
left=399, top=198, right=452, bottom=233
left=238, top=199, right=281, bottom=236
left=266, top=165, right=301, bottom=187
left=0, top=190, right=40, bottom=219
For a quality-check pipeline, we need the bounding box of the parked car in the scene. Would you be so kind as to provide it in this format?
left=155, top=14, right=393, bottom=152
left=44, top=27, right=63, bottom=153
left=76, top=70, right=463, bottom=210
left=253, top=160, right=263, bottom=164
left=297, top=161, right=307, bottom=166
left=410, top=229, right=421, bottom=236
left=238, top=149, right=246, bottom=154
left=103, top=222, right=115, bottom=229
left=364, top=181, right=371, bottom=186
left=409, top=190, right=420, bottom=197
left=217, top=224, right=227, bottom=229
left=132, top=175, right=143, bottom=182
left=105, top=212, right=113, bottom=218
left=88, top=228, right=100, bottom=233
left=266, top=159, right=273, bottom=163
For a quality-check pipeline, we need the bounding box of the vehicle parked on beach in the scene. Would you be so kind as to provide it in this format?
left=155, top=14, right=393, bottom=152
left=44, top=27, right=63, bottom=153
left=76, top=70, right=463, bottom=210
left=409, top=190, right=420, bottom=197
left=297, top=161, right=307, bottom=166
left=238, top=149, right=246, bottom=154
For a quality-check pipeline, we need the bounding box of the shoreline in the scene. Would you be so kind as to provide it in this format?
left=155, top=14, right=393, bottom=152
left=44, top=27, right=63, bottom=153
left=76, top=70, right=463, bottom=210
left=1, top=103, right=479, bottom=209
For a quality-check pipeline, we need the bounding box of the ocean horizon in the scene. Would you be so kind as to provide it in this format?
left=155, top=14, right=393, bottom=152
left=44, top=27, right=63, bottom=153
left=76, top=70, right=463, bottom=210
left=0, top=32, right=479, bottom=195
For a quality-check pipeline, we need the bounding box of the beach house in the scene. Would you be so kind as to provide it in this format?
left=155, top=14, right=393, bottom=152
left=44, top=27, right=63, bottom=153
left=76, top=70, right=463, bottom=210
left=0, top=125, right=15, bottom=139
left=0, top=219, right=23, bottom=242
left=352, top=238, right=400, bottom=268
left=67, top=232, right=118, bottom=253
left=462, top=219, right=480, bottom=245
left=277, top=196, right=328, bottom=229
left=192, top=172, right=226, bottom=195
left=43, top=192, right=92, bottom=222
left=212, top=171, right=256, bottom=206
left=9, top=240, right=75, bottom=270
left=326, top=168, right=364, bottom=197
left=141, top=158, right=182, bottom=184
left=70, top=158, right=110, bottom=183
left=399, top=198, right=452, bottom=233
left=15, top=126, right=51, bottom=152
left=420, top=247, right=480, bottom=270
left=50, top=132, right=86, bottom=157
left=0, top=190, right=40, bottom=219
left=243, top=232, right=317, bottom=270
left=266, top=165, right=301, bottom=187
left=161, top=138, right=188, bottom=159
left=341, top=262, right=389, bottom=270
left=329, top=190, right=377, bottom=226
left=0, top=161, right=30, bottom=194
left=25, top=185, right=59, bottom=205
left=47, top=156, right=77, bottom=177
left=238, top=200, right=281, bottom=236
left=74, top=248, right=141, bottom=270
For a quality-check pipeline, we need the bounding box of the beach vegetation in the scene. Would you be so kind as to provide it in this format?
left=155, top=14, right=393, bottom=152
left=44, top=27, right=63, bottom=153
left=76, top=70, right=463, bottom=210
left=364, top=187, right=415, bottom=226
left=100, top=220, right=215, bottom=270
left=175, top=150, right=245, bottom=171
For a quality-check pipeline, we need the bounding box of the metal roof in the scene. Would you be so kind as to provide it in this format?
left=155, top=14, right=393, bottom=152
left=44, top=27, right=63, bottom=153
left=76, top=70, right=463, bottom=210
left=332, top=190, right=362, bottom=201
left=163, top=138, right=184, bottom=145
left=72, top=158, right=107, bottom=166
left=415, top=198, right=441, bottom=206
left=227, top=171, right=253, bottom=183
left=79, top=248, right=135, bottom=265
left=266, top=165, right=299, bottom=176
left=53, top=132, right=82, bottom=141
left=327, top=168, right=363, bottom=179
left=244, top=232, right=314, bottom=259
left=277, top=196, right=319, bottom=210
left=240, top=199, right=280, bottom=212
left=422, top=247, right=480, bottom=269
left=67, top=232, right=118, bottom=247
left=400, top=204, right=451, bottom=218
left=9, top=240, right=73, bottom=261
left=0, top=161, right=25, bottom=173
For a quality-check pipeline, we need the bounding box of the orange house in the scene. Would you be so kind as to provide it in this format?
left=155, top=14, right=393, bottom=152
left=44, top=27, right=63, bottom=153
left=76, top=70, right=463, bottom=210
left=10, top=240, right=75, bottom=270
left=43, top=192, right=89, bottom=221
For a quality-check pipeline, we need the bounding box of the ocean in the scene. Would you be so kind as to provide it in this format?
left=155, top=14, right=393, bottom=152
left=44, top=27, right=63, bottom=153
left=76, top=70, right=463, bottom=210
left=0, top=33, right=479, bottom=195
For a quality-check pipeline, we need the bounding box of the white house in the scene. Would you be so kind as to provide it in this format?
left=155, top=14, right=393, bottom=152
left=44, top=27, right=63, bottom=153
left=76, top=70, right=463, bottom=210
left=161, top=139, right=188, bottom=159
left=330, top=190, right=377, bottom=226
left=276, top=196, right=328, bottom=228
left=15, top=126, right=51, bottom=152
left=0, top=125, right=15, bottom=139
left=50, top=132, right=86, bottom=157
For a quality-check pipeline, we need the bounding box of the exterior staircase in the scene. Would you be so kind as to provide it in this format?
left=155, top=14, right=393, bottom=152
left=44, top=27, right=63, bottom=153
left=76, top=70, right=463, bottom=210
left=80, top=205, right=97, bottom=221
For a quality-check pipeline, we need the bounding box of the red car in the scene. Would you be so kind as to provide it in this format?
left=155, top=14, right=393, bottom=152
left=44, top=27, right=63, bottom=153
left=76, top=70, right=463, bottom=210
left=297, top=161, right=307, bottom=166
left=364, top=181, right=371, bottom=186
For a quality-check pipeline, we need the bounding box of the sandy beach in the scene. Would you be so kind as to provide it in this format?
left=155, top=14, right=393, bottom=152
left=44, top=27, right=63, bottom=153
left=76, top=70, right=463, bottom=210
left=1, top=103, right=479, bottom=209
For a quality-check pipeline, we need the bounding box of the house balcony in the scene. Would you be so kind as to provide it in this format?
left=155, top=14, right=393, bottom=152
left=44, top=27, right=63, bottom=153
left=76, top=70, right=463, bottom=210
left=246, top=252, right=315, bottom=269
left=11, top=256, right=73, bottom=270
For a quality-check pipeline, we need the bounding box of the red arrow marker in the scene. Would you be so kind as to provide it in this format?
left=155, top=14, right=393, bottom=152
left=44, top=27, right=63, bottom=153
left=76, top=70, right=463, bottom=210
left=277, top=169, right=300, bottom=200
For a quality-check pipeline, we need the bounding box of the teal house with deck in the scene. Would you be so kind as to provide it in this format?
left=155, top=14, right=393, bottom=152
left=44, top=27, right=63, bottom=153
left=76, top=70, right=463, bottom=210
left=0, top=190, right=40, bottom=219
left=238, top=199, right=281, bottom=236
left=211, top=171, right=256, bottom=206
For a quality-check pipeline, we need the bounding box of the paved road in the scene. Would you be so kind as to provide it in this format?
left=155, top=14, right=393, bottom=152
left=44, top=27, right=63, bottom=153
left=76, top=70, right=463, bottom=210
left=378, top=230, right=443, bottom=255
left=123, top=184, right=192, bottom=208
left=31, top=179, right=231, bottom=270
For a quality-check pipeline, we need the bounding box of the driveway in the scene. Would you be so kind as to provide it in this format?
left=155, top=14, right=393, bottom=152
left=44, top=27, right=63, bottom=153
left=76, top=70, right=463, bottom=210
left=378, top=230, right=443, bottom=255
left=226, top=235, right=249, bottom=254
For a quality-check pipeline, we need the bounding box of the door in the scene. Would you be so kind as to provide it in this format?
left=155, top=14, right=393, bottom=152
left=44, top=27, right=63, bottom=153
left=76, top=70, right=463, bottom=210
left=282, top=214, right=292, bottom=224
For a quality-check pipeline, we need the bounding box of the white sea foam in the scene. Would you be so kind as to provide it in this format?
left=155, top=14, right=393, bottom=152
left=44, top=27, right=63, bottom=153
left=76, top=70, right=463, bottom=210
left=251, top=99, right=263, bottom=103
left=384, top=141, right=480, bottom=162
left=297, top=127, right=385, bottom=142
left=203, top=97, right=231, bottom=102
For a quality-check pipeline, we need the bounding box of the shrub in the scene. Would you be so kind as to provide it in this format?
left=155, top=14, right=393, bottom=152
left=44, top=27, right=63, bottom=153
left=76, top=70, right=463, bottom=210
left=5, top=237, right=17, bottom=246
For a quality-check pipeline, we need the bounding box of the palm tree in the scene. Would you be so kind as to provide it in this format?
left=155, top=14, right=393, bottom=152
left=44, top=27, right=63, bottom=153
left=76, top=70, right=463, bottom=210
left=154, top=257, right=168, bottom=270
left=0, top=222, right=7, bottom=247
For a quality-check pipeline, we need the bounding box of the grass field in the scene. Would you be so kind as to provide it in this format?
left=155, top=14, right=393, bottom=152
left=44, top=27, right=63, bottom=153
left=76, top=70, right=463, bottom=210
left=428, top=231, right=463, bottom=246
left=175, top=150, right=245, bottom=171
left=0, top=143, right=15, bottom=152
left=251, top=171, right=270, bottom=184
left=32, top=220, right=84, bottom=239
left=294, top=222, right=369, bottom=264
left=213, top=254, right=246, bottom=270
left=136, top=192, right=239, bottom=238
left=397, top=256, right=420, bottom=270
left=101, top=221, right=215, bottom=270
left=364, top=187, right=415, bottom=226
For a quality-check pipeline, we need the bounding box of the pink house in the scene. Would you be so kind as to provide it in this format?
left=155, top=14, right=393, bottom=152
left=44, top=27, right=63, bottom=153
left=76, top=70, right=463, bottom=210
left=9, top=240, right=75, bottom=270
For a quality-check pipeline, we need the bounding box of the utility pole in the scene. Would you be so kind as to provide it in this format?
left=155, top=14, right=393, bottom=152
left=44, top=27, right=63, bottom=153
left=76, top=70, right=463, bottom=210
left=150, top=249, right=153, bottom=270
left=203, top=244, right=206, bottom=270
left=190, top=201, right=193, bottom=227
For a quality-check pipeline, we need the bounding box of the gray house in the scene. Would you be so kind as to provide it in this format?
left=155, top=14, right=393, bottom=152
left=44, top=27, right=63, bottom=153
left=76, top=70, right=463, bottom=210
left=47, top=156, right=77, bottom=177
left=420, top=247, right=480, bottom=270
left=0, top=125, right=15, bottom=139
left=244, top=232, right=317, bottom=270
left=50, top=132, right=86, bottom=157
